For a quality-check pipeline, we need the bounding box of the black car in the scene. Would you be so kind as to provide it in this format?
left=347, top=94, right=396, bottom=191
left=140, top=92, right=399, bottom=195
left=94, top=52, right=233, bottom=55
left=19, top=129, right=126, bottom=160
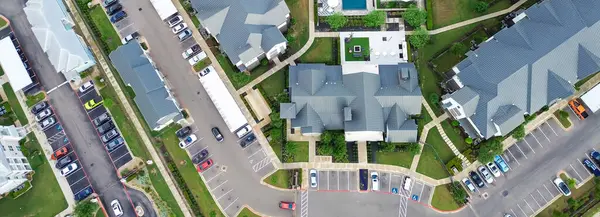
left=176, top=126, right=192, bottom=139
left=97, top=121, right=115, bottom=134
left=469, top=171, right=485, bottom=188
left=74, top=186, right=93, bottom=201
left=192, top=149, right=209, bottom=164
left=31, top=101, right=48, bottom=114
left=212, top=127, right=224, bottom=142
left=55, top=156, right=72, bottom=169
left=240, top=133, right=256, bottom=148
left=583, top=158, right=600, bottom=177
left=106, top=3, right=122, bottom=16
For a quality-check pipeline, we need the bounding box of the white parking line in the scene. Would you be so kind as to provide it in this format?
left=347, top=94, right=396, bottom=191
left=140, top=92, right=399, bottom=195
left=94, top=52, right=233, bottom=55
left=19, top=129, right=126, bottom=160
left=242, top=141, right=256, bottom=150
left=570, top=164, right=585, bottom=181
left=419, top=183, right=425, bottom=199
left=47, top=80, right=69, bottom=94
left=252, top=157, right=272, bottom=172
left=327, top=171, right=330, bottom=190
left=510, top=209, right=518, bottom=217
left=247, top=148, right=264, bottom=159
left=522, top=139, right=536, bottom=154
left=216, top=188, right=233, bottom=200
left=514, top=143, right=529, bottom=159
left=517, top=204, right=527, bottom=216
left=210, top=180, right=229, bottom=192
left=112, top=151, right=130, bottom=162
left=545, top=122, right=559, bottom=136
left=531, top=194, right=541, bottom=208
left=388, top=173, right=392, bottom=192
left=223, top=197, right=239, bottom=210
left=537, top=189, right=548, bottom=203
left=337, top=171, right=340, bottom=190
left=537, top=127, right=551, bottom=142
left=529, top=133, right=543, bottom=148
left=69, top=176, right=86, bottom=186
left=86, top=105, right=103, bottom=114
left=506, top=149, right=521, bottom=165
left=523, top=199, right=535, bottom=212
left=118, top=23, right=134, bottom=33
left=544, top=184, right=554, bottom=197
left=205, top=171, right=223, bottom=183
left=347, top=171, right=350, bottom=190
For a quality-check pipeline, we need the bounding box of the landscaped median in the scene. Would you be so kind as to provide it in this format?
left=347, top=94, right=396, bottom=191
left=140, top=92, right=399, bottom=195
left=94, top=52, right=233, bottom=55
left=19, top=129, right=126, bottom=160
left=2, top=83, right=28, bottom=125
left=554, top=110, right=572, bottom=128
left=264, top=169, right=302, bottom=189
left=538, top=177, right=600, bottom=217
left=430, top=182, right=467, bottom=211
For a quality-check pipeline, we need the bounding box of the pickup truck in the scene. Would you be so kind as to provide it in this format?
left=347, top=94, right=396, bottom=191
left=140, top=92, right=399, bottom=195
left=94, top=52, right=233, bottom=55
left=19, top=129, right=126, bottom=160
left=182, top=44, right=202, bottom=59
left=569, top=99, right=589, bottom=120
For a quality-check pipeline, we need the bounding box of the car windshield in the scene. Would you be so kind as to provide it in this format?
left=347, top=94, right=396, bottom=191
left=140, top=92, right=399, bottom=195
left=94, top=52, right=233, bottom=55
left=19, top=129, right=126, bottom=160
left=311, top=173, right=316, bottom=177
left=560, top=183, right=570, bottom=193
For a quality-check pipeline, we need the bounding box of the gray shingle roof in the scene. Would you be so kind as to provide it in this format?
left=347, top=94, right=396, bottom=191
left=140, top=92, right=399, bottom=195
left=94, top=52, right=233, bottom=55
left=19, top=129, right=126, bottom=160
left=445, top=0, right=600, bottom=139
left=285, top=63, right=422, bottom=142
left=191, top=0, right=289, bottom=65
left=109, top=41, right=181, bottom=129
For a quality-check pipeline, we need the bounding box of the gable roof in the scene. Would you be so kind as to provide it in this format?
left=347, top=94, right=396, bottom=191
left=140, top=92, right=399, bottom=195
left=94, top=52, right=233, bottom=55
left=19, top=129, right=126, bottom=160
left=286, top=63, right=422, bottom=142
left=191, top=0, right=289, bottom=65
left=446, top=0, right=600, bottom=139
left=109, top=41, right=181, bottom=129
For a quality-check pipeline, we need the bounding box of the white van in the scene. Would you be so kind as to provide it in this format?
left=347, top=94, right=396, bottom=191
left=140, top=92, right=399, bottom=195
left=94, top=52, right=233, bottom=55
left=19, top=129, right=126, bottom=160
left=403, top=176, right=412, bottom=191
left=235, top=125, right=252, bottom=138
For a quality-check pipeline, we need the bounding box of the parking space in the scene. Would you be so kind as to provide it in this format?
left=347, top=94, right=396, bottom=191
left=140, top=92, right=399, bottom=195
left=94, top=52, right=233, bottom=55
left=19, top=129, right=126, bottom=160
left=564, top=158, right=591, bottom=184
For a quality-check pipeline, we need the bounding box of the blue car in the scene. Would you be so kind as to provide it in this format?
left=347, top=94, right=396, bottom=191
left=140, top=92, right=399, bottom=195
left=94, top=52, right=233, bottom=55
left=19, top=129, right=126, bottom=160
left=110, top=11, right=127, bottom=23
left=582, top=158, right=600, bottom=176
left=494, top=155, right=510, bottom=173
left=591, top=151, right=600, bottom=165
left=74, top=186, right=93, bottom=201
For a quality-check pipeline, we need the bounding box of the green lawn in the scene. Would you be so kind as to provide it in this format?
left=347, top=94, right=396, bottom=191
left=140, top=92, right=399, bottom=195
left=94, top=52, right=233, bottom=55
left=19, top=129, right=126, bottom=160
left=264, top=170, right=290, bottom=189
left=26, top=92, right=46, bottom=107
left=300, top=38, right=336, bottom=64
left=440, top=121, right=469, bottom=152
left=431, top=0, right=512, bottom=29
left=0, top=134, right=67, bottom=216
left=215, top=54, right=250, bottom=89
left=2, top=83, right=28, bottom=125
left=237, top=207, right=261, bottom=217
left=259, top=67, right=287, bottom=105
left=376, top=151, right=414, bottom=168
left=0, top=65, right=5, bottom=76
left=88, top=5, right=122, bottom=52
left=416, top=128, right=454, bottom=179
left=288, top=141, right=309, bottom=162
left=430, top=29, right=488, bottom=75
left=554, top=111, right=572, bottom=128
left=159, top=125, right=225, bottom=217
left=147, top=164, right=185, bottom=217
left=344, top=37, right=369, bottom=61
left=285, top=0, right=310, bottom=54
left=193, top=59, right=212, bottom=72
left=95, top=208, right=104, bottom=217
left=0, top=17, right=6, bottom=29
left=418, top=105, right=433, bottom=139
left=430, top=184, right=461, bottom=211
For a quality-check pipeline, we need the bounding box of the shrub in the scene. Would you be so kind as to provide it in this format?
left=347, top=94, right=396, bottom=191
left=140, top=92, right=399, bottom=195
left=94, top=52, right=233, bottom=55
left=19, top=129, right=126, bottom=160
left=428, top=93, right=440, bottom=105
left=462, top=148, right=475, bottom=163
left=399, top=143, right=421, bottom=155
left=260, top=58, right=269, bottom=66
left=511, top=125, right=525, bottom=140
left=409, top=28, right=430, bottom=48
left=140, top=42, right=148, bottom=50
left=445, top=157, right=463, bottom=175
left=451, top=120, right=460, bottom=127
left=472, top=1, right=489, bottom=13
left=326, top=13, right=348, bottom=30
left=465, top=137, right=473, bottom=144
left=559, top=110, right=570, bottom=119
left=477, top=137, right=503, bottom=163
left=450, top=43, right=468, bottom=57
left=449, top=181, right=468, bottom=205
left=401, top=4, right=427, bottom=28
left=567, top=178, right=576, bottom=189
left=379, top=142, right=396, bottom=152
left=74, top=201, right=98, bottom=217
left=363, top=10, right=386, bottom=27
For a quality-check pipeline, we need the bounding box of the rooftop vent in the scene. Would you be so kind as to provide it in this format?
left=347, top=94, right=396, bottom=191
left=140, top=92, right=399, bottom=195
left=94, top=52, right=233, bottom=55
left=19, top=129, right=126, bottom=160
left=344, top=107, right=352, bottom=121
left=399, top=67, right=409, bottom=81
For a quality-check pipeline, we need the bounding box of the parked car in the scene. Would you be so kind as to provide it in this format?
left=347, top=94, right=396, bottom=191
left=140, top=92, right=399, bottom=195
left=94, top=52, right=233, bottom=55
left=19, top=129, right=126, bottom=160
left=198, top=66, right=211, bottom=77
left=74, top=186, right=93, bottom=201
left=176, top=126, right=192, bottom=139
left=462, top=178, right=476, bottom=193
left=51, top=147, right=68, bottom=160
left=93, top=113, right=111, bottom=126
left=591, top=151, right=600, bottom=165
left=79, top=81, right=94, bottom=93
left=212, top=127, right=223, bottom=142
left=31, top=101, right=48, bottom=114
left=106, top=137, right=125, bottom=152
left=121, top=32, right=140, bottom=44
left=181, top=44, right=201, bottom=59
left=188, top=52, right=207, bottom=65
left=101, top=129, right=119, bottom=143
left=469, top=171, right=485, bottom=188
left=60, top=163, right=78, bottom=176
left=279, top=201, right=296, bottom=211
left=55, top=156, right=73, bottom=169
left=171, top=23, right=188, bottom=34
left=167, top=15, right=183, bottom=27
left=371, top=171, right=379, bottom=191
left=486, top=162, right=501, bottom=177
left=84, top=99, right=103, bottom=110
left=240, top=133, right=256, bottom=148
left=196, top=159, right=213, bottom=172
left=179, top=134, right=198, bottom=149
left=102, top=0, right=118, bottom=7
left=177, top=29, right=192, bottom=41
left=110, top=11, right=127, bottom=23
left=40, top=117, right=56, bottom=129
left=582, top=158, right=600, bottom=176
left=111, top=200, right=123, bottom=217
left=553, top=177, right=571, bottom=196
left=35, top=108, right=53, bottom=122
left=403, top=176, right=412, bottom=191
left=478, top=166, right=494, bottom=184
left=106, top=3, right=122, bottom=16
left=310, top=169, right=318, bottom=188
left=191, top=149, right=209, bottom=164
left=569, top=99, right=589, bottom=120
left=494, top=155, right=510, bottom=173
left=97, top=121, right=115, bottom=134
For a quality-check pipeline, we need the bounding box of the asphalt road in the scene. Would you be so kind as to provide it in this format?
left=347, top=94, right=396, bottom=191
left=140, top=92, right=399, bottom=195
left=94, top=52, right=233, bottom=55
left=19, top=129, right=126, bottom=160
left=0, top=1, right=153, bottom=217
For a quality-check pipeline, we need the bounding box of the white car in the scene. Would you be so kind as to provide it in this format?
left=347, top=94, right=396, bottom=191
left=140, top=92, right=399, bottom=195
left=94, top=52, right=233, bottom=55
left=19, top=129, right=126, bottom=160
left=403, top=176, right=412, bottom=191
left=371, top=172, right=379, bottom=191
left=35, top=108, right=53, bottom=122
left=111, top=200, right=123, bottom=217
left=310, top=169, right=317, bottom=188
left=120, top=32, right=139, bottom=44
left=478, top=166, right=494, bottom=184
left=167, top=15, right=183, bottom=27
left=78, top=81, right=94, bottom=93
left=461, top=178, right=476, bottom=193
left=60, top=163, right=78, bottom=176
left=486, top=162, right=501, bottom=177
left=181, top=44, right=201, bottom=59
left=188, top=52, right=207, bottom=65
left=178, top=134, right=197, bottom=149
left=171, top=23, right=188, bottom=34
left=553, top=177, right=571, bottom=196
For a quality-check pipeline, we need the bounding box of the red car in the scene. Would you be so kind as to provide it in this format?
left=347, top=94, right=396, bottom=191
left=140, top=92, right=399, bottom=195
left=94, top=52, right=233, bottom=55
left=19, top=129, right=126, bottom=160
left=196, top=159, right=213, bottom=172
left=279, top=201, right=296, bottom=210
left=51, top=147, right=68, bottom=160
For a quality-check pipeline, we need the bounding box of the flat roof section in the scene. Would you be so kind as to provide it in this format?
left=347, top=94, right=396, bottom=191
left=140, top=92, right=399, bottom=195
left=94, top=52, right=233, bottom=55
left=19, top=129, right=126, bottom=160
left=0, top=38, right=32, bottom=91
left=581, top=83, right=600, bottom=113
left=198, top=66, right=248, bottom=133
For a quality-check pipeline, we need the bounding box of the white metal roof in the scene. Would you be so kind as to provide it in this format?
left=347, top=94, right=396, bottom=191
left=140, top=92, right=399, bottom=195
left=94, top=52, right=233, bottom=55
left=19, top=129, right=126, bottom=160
left=581, top=84, right=600, bottom=113
left=0, top=38, right=33, bottom=91
left=150, top=0, right=178, bottom=20
left=198, top=66, right=248, bottom=132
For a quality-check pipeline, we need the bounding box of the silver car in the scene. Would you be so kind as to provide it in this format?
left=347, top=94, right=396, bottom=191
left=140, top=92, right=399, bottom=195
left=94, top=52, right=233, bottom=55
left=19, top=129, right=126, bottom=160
left=40, top=117, right=56, bottom=129
left=35, top=108, right=53, bottom=122
left=478, top=166, right=494, bottom=184
left=101, top=129, right=119, bottom=143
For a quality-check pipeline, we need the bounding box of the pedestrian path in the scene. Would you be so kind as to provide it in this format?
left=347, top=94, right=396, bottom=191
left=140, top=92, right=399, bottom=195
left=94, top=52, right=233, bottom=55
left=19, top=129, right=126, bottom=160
left=437, top=125, right=470, bottom=167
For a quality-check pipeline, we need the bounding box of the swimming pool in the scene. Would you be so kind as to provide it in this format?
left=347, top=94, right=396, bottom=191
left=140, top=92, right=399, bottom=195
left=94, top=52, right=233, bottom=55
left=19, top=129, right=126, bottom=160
left=342, top=0, right=367, bottom=10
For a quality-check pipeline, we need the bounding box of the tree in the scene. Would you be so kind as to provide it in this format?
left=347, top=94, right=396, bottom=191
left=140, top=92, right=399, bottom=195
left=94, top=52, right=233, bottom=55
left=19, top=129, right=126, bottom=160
left=379, top=142, right=397, bottom=152
left=326, top=13, right=348, bottom=30
left=321, top=130, right=335, bottom=145
left=401, top=143, right=421, bottom=155
left=270, top=112, right=283, bottom=128
left=450, top=43, right=468, bottom=57
left=74, top=201, right=97, bottom=217
left=477, top=137, right=503, bottom=163
left=363, top=10, right=386, bottom=27
left=567, top=178, right=576, bottom=189
left=559, top=110, right=570, bottom=119
left=401, top=4, right=427, bottom=28
left=332, top=134, right=348, bottom=162
left=409, top=28, right=430, bottom=48
left=472, top=1, right=489, bottom=13
left=511, top=125, right=525, bottom=140
left=450, top=181, right=468, bottom=205
left=270, top=128, right=283, bottom=144
left=552, top=209, right=569, bottom=217
left=465, top=137, right=473, bottom=144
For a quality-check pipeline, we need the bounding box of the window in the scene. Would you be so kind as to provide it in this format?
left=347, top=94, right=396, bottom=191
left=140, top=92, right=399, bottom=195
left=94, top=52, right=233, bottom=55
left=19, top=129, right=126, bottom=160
left=21, top=158, right=27, bottom=164
left=8, top=146, right=13, bottom=151
left=382, top=37, right=387, bottom=41
left=24, top=165, right=31, bottom=170
left=16, top=146, right=20, bottom=151
left=1, top=145, right=4, bottom=151
left=10, top=165, right=16, bottom=170
left=17, top=165, right=23, bottom=170
left=399, top=44, right=402, bottom=49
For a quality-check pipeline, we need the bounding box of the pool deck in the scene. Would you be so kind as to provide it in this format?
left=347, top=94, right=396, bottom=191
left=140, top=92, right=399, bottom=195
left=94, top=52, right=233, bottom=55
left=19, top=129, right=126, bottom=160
left=317, top=0, right=375, bottom=16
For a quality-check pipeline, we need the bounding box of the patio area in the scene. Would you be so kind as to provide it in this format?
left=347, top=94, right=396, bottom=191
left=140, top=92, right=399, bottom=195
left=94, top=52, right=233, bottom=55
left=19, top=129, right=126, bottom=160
left=344, top=37, right=370, bottom=61
left=339, top=31, right=408, bottom=65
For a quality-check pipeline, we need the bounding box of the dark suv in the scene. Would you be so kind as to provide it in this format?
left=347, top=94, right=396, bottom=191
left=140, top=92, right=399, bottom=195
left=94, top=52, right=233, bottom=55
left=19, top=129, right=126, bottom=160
left=192, top=149, right=209, bottom=164
left=212, top=127, right=223, bottom=142
left=106, top=3, right=122, bottom=16
left=55, top=156, right=73, bottom=169
left=97, top=121, right=115, bottom=134
left=93, top=113, right=111, bottom=126
left=469, top=171, right=485, bottom=188
left=240, top=133, right=256, bottom=148
left=74, top=186, right=93, bottom=201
